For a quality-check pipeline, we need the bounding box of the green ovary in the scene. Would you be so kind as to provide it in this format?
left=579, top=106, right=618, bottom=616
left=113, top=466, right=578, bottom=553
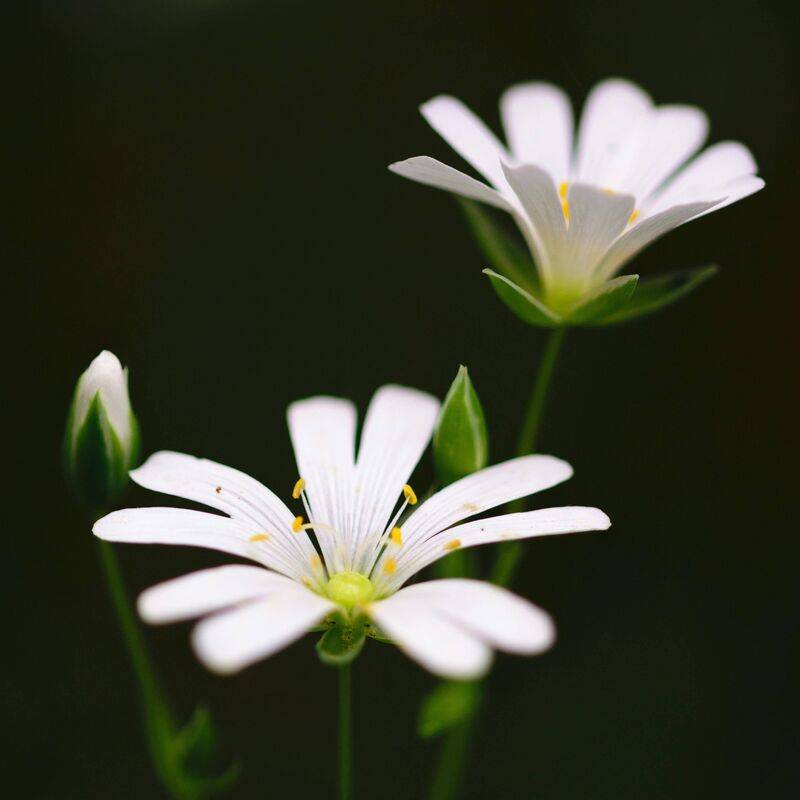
left=326, top=572, right=374, bottom=608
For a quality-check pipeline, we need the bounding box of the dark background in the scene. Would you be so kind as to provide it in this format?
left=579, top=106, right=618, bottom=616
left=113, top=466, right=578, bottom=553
left=4, top=1, right=798, bottom=797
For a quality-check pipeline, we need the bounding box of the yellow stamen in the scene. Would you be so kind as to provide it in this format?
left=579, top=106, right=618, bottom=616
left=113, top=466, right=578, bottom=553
left=383, top=558, right=397, bottom=575
left=310, top=554, right=322, bottom=571
left=558, top=181, right=570, bottom=220
left=444, top=538, right=462, bottom=552
left=292, top=515, right=304, bottom=533
left=390, top=527, right=403, bottom=546
left=301, top=576, right=312, bottom=588
left=628, top=209, right=639, bottom=224
left=602, top=187, right=615, bottom=195
left=292, top=477, right=306, bottom=499
left=403, top=484, right=418, bottom=505
left=249, top=533, right=269, bottom=543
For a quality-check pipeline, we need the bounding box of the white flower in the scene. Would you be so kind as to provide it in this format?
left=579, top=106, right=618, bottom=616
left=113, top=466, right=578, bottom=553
left=93, top=385, right=609, bottom=678
left=390, top=78, right=764, bottom=313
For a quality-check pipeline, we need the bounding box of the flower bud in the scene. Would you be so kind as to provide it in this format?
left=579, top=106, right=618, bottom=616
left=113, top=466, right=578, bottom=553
left=433, top=366, right=489, bottom=487
left=64, top=350, right=140, bottom=510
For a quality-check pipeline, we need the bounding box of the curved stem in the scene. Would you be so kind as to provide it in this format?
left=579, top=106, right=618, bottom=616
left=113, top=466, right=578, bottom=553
left=426, top=327, right=568, bottom=800
left=491, top=327, right=567, bottom=587
left=427, top=688, right=481, bottom=800
left=338, top=664, right=353, bottom=800
left=96, top=539, right=189, bottom=799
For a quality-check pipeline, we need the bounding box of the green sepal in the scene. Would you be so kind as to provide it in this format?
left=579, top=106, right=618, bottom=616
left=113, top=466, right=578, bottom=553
left=459, top=199, right=539, bottom=294
left=433, top=366, right=489, bottom=488
left=599, top=265, right=719, bottom=324
left=483, top=269, right=562, bottom=328
left=565, top=274, right=639, bottom=325
left=418, top=680, right=480, bottom=739
left=171, top=706, right=241, bottom=798
left=316, top=619, right=368, bottom=666
left=65, top=393, right=128, bottom=509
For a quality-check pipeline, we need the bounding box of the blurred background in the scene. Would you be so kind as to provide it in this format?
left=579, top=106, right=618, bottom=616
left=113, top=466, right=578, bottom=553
left=4, top=0, right=798, bottom=797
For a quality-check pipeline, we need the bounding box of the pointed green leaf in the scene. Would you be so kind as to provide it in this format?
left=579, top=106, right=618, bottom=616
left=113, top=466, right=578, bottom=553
left=418, top=680, right=480, bottom=739
left=66, top=393, right=128, bottom=509
left=172, top=706, right=241, bottom=797
left=566, top=274, right=639, bottom=325
left=601, top=265, right=719, bottom=324
left=433, top=366, right=489, bottom=487
left=483, top=269, right=561, bottom=328
left=459, top=199, right=539, bottom=294
left=316, top=621, right=367, bottom=666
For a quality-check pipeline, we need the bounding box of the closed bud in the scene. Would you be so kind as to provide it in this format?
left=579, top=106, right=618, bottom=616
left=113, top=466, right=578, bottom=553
left=63, top=350, right=140, bottom=510
left=433, top=366, right=489, bottom=487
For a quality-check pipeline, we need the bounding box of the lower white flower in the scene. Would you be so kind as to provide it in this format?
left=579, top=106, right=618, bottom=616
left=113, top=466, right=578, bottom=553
left=93, top=385, right=610, bottom=679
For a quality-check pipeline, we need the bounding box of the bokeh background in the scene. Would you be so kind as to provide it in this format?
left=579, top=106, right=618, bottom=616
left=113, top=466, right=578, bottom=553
left=5, top=0, right=798, bottom=797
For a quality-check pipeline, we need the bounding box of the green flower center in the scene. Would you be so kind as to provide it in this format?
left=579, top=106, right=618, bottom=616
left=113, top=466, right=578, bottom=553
left=326, top=572, right=374, bottom=608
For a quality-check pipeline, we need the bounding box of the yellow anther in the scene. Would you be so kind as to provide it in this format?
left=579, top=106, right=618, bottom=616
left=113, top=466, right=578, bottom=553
left=292, top=477, right=306, bottom=499
left=558, top=181, right=569, bottom=200
left=602, top=187, right=615, bottom=195
left=310, top=554, right=322, bottom=571
left=249, top=533, right=269, bottom=543
left=390, top=527, right=403, bottom=546
left=301, top=576, right=312, bottom=588
left=403, top=484, right=418, bottom=505
left=292, top=515, right=304, bottom=533
left=444, top=538, right=462, bottom=552
left=383, top=558, right=397, bottom=575
left=628, top=209, right=640, bottom=224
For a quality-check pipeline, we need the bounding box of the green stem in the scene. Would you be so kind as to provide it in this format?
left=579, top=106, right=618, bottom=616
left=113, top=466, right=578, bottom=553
left=426, top=327, right=568, bottom=800
left=491, top=327, right=567, bottom=587
left=96, top=538, right=186, bottom=798
left=338, top=664, right=353, bottom=800
left=427, top=689, right=481, bottom=800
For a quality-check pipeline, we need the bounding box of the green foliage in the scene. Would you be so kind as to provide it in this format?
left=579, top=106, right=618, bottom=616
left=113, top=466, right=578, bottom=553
left=433, top=366, right=489, bottom=487
left=418, top=681, right=480, bottom=739
left=64, top=393, right=140, bottom=509
left=317, top=620, right=368, bottom=666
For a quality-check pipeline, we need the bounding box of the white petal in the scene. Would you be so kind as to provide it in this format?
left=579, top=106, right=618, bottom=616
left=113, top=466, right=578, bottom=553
left=500, top=82, right=573, bottom=183
left=368, top=590, right=492, bottom=679
left=192, top=588, right=335, bottom=674
left=388, top=156, right=512, bottom=210
left=351, top=385, right=439, bottom=571
left=385, top=506, right=610, bottom=589
left=420, top=95, right=510, bottom=189
left=287, top=396, right=357, bottom=573
left=397, top=455, right=573, bottom=554
left=73, top=350, right=132, bottom=447
left=93, top=508, right=310, bottom=581
left=593, top=199, right=720, bottom=281
left=611, top=105, right=709, bottom=200
left=395, top=580, right=555, bottom=655
left=138, top=565, right=296, bottom=624
left=561, top=184, right=636, bottom=280
left=575, top=78, right=653, bottom=186
left=130, top=451, right=317, bottom=578
left=648, top=141, right=758, bottom=213
left=691, top=174, right=764, bottom=217
left=500, top=162, right=566, bottom=282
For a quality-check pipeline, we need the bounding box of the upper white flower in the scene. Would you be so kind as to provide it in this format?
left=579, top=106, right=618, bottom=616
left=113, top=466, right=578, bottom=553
left=390, top=78, right=764, bottom=310
left=94, top=385, right=609, bottom=679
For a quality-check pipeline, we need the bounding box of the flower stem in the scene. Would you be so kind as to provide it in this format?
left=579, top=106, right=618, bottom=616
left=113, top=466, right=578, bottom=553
left=491, top=326, right=567, bottom=587
left=338, top=664, right=353, bottom=800
left=426, top=327, right=568, bottom=800
left=427, top=690, right=480, bottom=800
left=96, top=538, right=188, bottom=799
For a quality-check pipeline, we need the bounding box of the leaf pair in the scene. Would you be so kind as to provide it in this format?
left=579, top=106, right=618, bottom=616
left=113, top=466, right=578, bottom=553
left=463, top=199, right=718, bottom=328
